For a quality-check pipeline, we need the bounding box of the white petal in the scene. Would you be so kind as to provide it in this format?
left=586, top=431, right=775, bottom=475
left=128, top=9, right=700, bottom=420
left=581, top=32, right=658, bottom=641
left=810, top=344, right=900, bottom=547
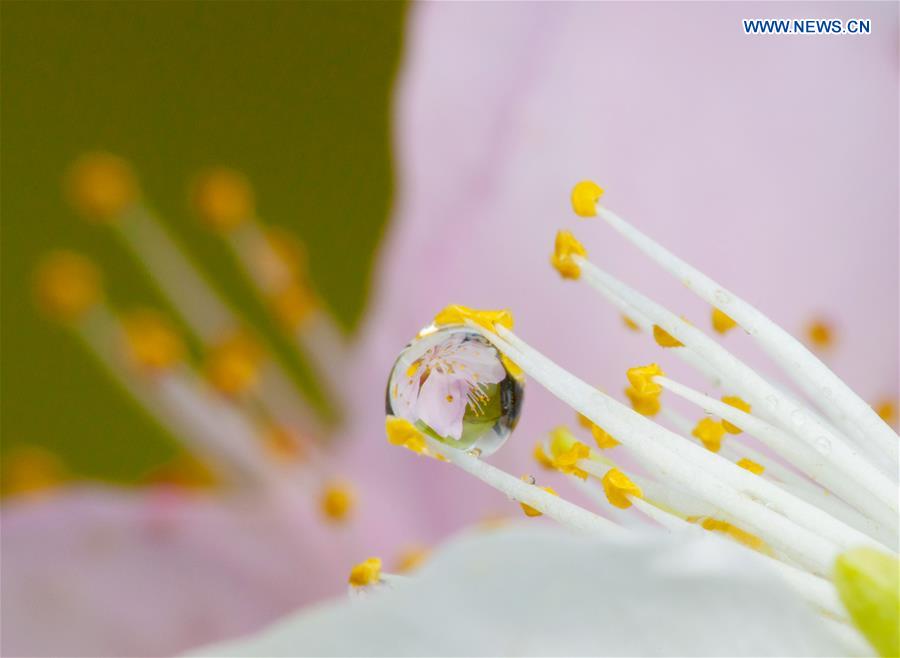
left=192, top=525, right=838, bottom=657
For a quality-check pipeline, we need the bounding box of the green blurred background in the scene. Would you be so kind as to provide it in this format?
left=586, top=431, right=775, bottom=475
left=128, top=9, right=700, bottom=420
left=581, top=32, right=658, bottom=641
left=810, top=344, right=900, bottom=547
left=1, top=1, right=406, bottom=484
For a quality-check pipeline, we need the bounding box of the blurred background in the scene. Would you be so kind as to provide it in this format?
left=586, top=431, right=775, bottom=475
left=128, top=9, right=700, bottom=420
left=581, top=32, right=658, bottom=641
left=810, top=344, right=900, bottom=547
left=2, top=2, right=898, bottom=657
left=2, top=2, right=405, bottom=485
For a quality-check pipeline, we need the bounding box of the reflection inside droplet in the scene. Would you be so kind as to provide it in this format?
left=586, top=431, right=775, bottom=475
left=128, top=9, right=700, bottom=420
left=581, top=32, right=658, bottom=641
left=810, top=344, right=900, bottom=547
left=386, top=325, right=524, bottom=456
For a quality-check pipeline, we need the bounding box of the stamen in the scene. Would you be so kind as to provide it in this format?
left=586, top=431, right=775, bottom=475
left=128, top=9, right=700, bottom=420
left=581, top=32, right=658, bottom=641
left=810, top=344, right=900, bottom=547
left=204, top=331, right=263, bottom=398
left=191, top=168, right=254, bottom=233
left=385, top=416, right=429, bottom=456
left=573, top=184, right=898, bottom=464
left=711, top=307, right=738, bottom=334
left=570, top=181, right=604, bottom=217
left=652, top=325, right=684, bottom=348
left=420, top=435, right=622, bottom=537
left=573, top=255, right=898, bottom=518
left=805, top=317, right=835, bottom=352
left=34, top=251, right=102, bottom=322
left=65, top=152, right=138, bottom=223
left=601, top=468, right=643, bottom=509
left=519, top=477, right=558, bottom=517
left=692, top=418, right=726, bottom=453
left=654, top=374, right=897, bottom=531
left=394, top=546, right=430, bottom=574
left=348, top=557, right=382, bottom=587
left=736, top=458, right=765, bottom=475
left=720, top=395, right=751, bottom=434
left=622, top=315, right=641, bottom=332
left=469, top=322, right=888, bottom=572
left=121, top=309, right=185, bottom=374
left=551, top=230, right=588, bottom=279
left=433, top=304, right=514, bottom=333
left=321, top=482, right=355, bottom=522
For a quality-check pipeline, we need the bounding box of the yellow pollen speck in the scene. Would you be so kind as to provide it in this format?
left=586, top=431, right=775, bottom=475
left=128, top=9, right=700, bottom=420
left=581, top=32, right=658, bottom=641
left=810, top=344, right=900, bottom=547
left=269, top=280, right=318, bottom=330
left=737, top=458, right=765, bottom=475
left=204, top=332, right=263, bottom=397
left=805, top=317, right=835, bottom=350
left=873, top=399, right=897, bottom=428
left=652, top=325, right=684, bottom=348
left=144, top=451, right=218, bottom=490
left=65, top=152, right=138, bottom=222
left=625, top=387, right=661, bottom=416
left=500, top=354, right=524, bottom=380
left=405, top=361, right=421, bottom=378
left=34, top=251, right=102, bottom=322
left=721, top=396, right=751, bottom=434
left=385, top=416, right=428, bottom=455
left=551, top=230, right=587, bottom=280
left=591, top=424, right=620, bottom=449
left=622, top=315, right=640, bottom=332
left=519, top=480, right=558, bottom=517
left=570, top=180, right=604, bottom=217
left=321, top=482, right=355, bottom=522
left=601, top=468, right=642, bottom=509
left=626, top=363, right=664, bottom=396
left=692, top=418, right=726, bottom=452
left=711, top=307, right=737, bottom=334
left=121, top=309, right=184, bottom=373
left=433, top=305, right=514, bottom=333
left=533, top=442, right=554, bottom=469
left=192, top=168, right=254, bottom=232
left=395, top=546, right=430, bottom=574
left=576, top=412, right=594, bottom=429
left=2, top=446, right=66, bottom=498
left=348, top=557, right=381, bottom=587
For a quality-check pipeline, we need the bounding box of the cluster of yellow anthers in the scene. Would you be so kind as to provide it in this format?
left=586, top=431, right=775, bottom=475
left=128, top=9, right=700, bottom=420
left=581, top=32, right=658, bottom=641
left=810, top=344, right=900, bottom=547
left=32, top=152, right=355, bottom=522
left=386, top=181, right=899, bottom=656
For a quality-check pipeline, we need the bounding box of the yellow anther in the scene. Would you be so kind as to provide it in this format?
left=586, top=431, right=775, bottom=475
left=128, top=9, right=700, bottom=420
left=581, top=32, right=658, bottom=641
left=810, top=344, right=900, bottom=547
left=191, top=168, right=254, bottom=232
left=692, top=417, right=726, bottom=452
left=737, top=458, right=765, bottom=475
left=34, top=251, right=102, bottom=322
left=263, top=227, right=307, bottom=278
left=652, top=325, right=684, bottom=348
left=121, top=309, right=184, bottom=374
left=263, top=425, right=307, bottom=463
left=65, top=152, right=138, bottom=222
left=576, top=412, right=594, bottom=429
left=204, top=332, right=263, bottom=397
left=501, top=354, right=524, bottom=380
left=348, top=557, right=381, bottom=587
left=720, top=395, right=751, bottom=434
left=433, top=305, right=514, bottom=333
left=694, top=517, right=769, bottom=553
left=601, top=468, right=642, bottom=509
left=519, top=480, right=558, bottom=517
left=144, top=451, right=218, bottom=490
left=2, top=446, right=65, bottom=498
left=625, top=387, right=661, bottom=416
left=805, top=317, right=835, bottom=350
left=570, top=180, right=604, bottom=217
left=554, top=442, right=591, bottom=480
left=395, top=546, right=430, bottom=574
left=622, top=315, right=640, bottom=332
left=591, top=424, right=620, bottom=449
left=711, top=307, right=737, bottom=334
left=385, top=416, right=428, bottom=455
left=321, top=482, right=355, bottom=522
left=873, top=399, right=897, bottom=427
left=269, top=280, right=318, bottom=330
left=550, top=230, right=587, bottom=279
left=533, top=442, right=554, bottom=469
left=626, top=363, right=664, bottom=396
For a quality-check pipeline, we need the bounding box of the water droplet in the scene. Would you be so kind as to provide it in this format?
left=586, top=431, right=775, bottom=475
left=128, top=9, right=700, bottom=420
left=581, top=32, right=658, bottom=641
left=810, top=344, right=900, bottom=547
left=791, top=409, right=806, bottom=427
left=814, top=436, right=831, bottom=456
left=386, top=326, right=524, bottom=456
left=714, top=289, right=732, bottom=305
